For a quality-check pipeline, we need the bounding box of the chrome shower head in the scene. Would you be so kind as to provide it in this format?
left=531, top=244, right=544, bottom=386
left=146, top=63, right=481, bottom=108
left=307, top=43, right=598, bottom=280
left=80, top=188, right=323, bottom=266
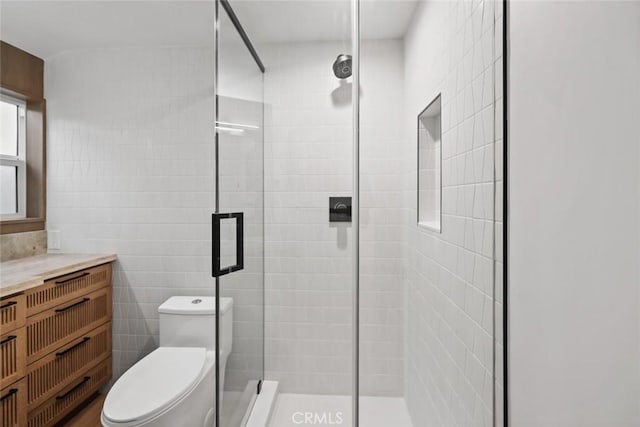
left=332, top=54, right=352, bottom=79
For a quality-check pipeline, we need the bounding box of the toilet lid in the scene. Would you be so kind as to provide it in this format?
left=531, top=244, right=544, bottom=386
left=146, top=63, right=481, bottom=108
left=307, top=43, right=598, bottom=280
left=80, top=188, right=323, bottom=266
left=103, top=347, right=206, bottom=423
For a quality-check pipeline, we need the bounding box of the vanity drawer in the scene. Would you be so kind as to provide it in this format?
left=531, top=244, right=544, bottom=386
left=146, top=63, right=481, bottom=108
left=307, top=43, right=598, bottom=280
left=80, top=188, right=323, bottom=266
left=27, top=357, right=111, bottom=427
left=27, top=322, right=111, bottom=409
left=25, top=263, right=112, bottom=317
left=0, top=294, right=25, bottom=335
left=26, top=287, right=112, bottom=364
left=0, top=328, right=26, bottom=387
left=0, top=378, right=27, bottom=427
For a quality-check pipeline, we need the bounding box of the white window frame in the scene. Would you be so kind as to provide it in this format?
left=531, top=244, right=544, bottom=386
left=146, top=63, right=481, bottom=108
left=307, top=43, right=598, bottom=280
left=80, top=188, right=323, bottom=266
left=0, top=94, right=27, bottom=220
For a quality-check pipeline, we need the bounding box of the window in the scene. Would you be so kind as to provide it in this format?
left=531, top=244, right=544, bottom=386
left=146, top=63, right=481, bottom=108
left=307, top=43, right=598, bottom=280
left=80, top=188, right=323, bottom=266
left=0, top=41, right=46, bottom=234
left=0, top=96, right=27, bottom=219
left=417, top=94, right=441, bottom=232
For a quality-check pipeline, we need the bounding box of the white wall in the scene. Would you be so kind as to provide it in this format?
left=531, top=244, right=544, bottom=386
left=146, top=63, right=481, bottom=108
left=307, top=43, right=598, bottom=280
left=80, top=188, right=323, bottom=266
left=509, top=2, right=640, bottom=426
left=262, top=39, right=406, bottom=396
left=360, top=39, right=406, bottom=396
left=403, top=0, right=498, bottom=426
left=45, top=47, right=217, bottom=381
left=261, top=41, right=354, bottom=395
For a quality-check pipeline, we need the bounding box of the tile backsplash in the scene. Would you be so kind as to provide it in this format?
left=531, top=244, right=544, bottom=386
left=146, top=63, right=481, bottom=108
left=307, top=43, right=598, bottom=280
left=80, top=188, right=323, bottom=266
left=0, top=230, right=47, bottom=262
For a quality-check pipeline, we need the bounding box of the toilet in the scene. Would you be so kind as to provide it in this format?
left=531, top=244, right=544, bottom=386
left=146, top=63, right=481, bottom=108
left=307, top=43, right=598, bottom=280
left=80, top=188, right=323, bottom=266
left=101, top=296, right=233, bottom=427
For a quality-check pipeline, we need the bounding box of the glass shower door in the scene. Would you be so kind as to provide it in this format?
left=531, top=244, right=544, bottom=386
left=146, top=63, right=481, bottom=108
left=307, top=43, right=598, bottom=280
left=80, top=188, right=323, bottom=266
left=214, top=0, right=356, bottom=425
left=214, top=1, right=265, bottom=426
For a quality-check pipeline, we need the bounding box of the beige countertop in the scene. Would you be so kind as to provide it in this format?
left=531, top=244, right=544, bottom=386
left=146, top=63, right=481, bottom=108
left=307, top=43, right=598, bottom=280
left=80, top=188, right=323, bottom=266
left=0, top=253, right=117, bottom=298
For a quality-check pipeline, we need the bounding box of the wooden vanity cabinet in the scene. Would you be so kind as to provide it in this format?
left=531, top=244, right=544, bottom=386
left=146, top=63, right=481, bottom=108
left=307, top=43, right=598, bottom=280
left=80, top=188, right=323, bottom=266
left=0, top=262, right=113, bottom=427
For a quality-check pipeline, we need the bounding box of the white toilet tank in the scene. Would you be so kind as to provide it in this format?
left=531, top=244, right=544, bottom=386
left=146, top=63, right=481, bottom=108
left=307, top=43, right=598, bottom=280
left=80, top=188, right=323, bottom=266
left=158, top=296, right=233, bottom=357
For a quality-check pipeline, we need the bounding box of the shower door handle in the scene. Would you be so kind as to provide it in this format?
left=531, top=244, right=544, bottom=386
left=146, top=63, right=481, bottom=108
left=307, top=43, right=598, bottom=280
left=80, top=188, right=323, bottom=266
left=212, top=212, right=244, bottom=277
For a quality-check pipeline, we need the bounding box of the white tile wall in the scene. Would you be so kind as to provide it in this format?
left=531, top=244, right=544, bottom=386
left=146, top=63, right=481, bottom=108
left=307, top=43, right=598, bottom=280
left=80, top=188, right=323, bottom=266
left=45, top=47, right=217, bottom=381
left=403, top=0, right=497, bottom=426
left=261, top=41, right=354, bottom=395
left=262, top=39, right=406, bottom=396
left=359, top=39, right=406, bottom=396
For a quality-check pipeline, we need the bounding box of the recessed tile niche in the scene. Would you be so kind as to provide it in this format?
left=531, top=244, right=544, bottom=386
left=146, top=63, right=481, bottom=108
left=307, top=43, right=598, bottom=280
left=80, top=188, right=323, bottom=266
left=417, top=94, right=441, bottom=232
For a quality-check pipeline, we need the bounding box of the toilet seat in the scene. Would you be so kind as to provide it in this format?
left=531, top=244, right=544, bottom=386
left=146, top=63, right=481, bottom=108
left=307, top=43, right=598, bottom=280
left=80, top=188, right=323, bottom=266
left=103, top=347, right=206, bottom=424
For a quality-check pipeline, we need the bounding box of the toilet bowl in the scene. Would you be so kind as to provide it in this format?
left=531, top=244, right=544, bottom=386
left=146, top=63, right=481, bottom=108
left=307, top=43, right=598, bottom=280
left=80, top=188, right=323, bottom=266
left=102, top=296, right=233, bottom=427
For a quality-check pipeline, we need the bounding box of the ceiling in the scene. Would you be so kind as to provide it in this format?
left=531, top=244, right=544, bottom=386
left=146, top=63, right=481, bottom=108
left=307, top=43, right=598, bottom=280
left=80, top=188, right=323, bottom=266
left=0, top=0, right=417, bottom=60
left=232, top=0, right=418, bottom=45
left=0, top=1, right=216, bottom=59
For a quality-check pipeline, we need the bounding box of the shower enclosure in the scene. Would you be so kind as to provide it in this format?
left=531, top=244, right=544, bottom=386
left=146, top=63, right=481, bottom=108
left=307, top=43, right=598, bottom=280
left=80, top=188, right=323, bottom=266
left=213, top=0, right=503, bottom=426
